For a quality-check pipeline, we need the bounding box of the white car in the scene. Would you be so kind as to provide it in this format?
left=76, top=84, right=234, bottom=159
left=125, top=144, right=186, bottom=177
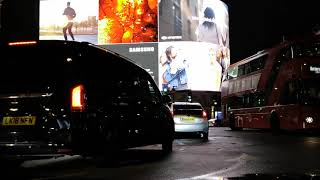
left=171, top=102, right=209, bottom=140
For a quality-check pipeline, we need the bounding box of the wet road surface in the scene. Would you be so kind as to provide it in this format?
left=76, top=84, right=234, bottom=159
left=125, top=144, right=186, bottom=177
left=2, top=127, right=320, bottom=179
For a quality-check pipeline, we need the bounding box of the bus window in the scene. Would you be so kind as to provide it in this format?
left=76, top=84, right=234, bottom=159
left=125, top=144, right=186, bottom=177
left=252, top=93, right=266, bottom=107
left=243, top=94, right=251, bottom=108
left=280, top=81, right=299, bottom=105
left=245, top=63, right=251, bottom=74
left=301, top=80, right=320, bottom=106
left=251, top=55, right=267, bottom=71
left=227, top=96, right=243, bottom=109
left=243, top=92, right=265, bottom=108
left=227, top=66, right=238, bottom=80
left=291, top=42, right=320, bottom=58
left=238, top=64, right=245, bottom=76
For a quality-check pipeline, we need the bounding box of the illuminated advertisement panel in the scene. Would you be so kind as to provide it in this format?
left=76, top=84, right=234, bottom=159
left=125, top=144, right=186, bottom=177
left=103, top=43, right=159, bottom=84
left=159, top=0, right=229, bottom=47
left=159, top=42, right=222, bottom=92
left=98, top=0, right=158, bottom=44
left=39, top=0, right=229, bottom=92
left=39, top=0, right=98, bottom=44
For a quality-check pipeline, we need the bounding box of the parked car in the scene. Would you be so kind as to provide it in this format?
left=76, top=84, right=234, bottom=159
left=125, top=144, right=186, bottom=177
left=171, top=102, right=209, bottom=140
left=0, top=40, right=174, bottom=160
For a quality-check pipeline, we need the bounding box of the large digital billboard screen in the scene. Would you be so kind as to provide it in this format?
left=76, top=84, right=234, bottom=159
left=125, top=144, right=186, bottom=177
left=39, top=0, right=229, bottom=92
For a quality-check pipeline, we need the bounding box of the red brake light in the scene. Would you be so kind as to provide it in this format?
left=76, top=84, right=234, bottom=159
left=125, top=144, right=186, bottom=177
left=8, top=41, right=37, bottom=46
left=202, top=111, right=207, bottom=119
left=71, top=85, right=85, bottom=111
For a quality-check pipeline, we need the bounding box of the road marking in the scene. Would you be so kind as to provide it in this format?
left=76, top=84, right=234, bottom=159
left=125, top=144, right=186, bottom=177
left=177, top=153, right=249, bottom=180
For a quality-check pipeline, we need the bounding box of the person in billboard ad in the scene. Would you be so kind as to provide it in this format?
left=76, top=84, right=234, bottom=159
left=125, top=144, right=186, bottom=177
left=161, top=46, right=188, bottom=91
left=39, top=0, right=98, bottom=44
left=195, top=0, right=229, bottom=48
left=158, top=0, right=229, bottom=92
left=62, top=2, right=76, bottom=41
left=159, top=42, right=222, bottom=92
left=98, top=0, right=158, bottom=44
left=195, top=7, right=220, bottom=45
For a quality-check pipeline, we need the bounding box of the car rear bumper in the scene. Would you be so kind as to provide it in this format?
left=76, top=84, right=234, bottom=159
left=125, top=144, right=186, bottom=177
left=0, top=142, right=72, bottom=160
left=175, top=122, right=209, bottom=133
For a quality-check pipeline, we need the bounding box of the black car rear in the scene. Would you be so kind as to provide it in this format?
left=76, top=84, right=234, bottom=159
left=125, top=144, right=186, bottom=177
left=0, top=40, right=174, bottom=160
left=0, top=41, right=83, bottom=157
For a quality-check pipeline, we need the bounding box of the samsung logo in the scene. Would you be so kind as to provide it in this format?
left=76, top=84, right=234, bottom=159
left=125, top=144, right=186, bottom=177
left=161, top=36, right=182, bottom=40
left=129, top=47, right=155, bottom=53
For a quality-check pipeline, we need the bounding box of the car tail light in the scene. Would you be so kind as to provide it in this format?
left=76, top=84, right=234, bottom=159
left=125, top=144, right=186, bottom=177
left=8, top=41, right=37, bottom=46
left=71, top=85, right=85, bottom=111
left=202, top=111, right=207, bottom=119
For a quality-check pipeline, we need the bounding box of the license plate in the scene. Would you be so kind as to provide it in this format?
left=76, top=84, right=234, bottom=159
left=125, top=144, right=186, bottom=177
left=182, top=117, right=195, bottom=121
left=2, top=116, right=36, bottom=126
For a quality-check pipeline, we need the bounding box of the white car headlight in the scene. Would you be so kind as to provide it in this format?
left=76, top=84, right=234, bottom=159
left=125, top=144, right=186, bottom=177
left=305, top=117, right=314, bottom=124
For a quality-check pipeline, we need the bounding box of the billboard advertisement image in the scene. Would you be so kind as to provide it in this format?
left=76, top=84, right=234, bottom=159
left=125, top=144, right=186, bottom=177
left=39, top=0, right=229, bottom=92
left=159, top=0, right=229, bottom=48
left=159, top=42, right=225, bottom=92
left=98, top=0, right=158, bottom=44
left=39, top=0, right=98, bottom=44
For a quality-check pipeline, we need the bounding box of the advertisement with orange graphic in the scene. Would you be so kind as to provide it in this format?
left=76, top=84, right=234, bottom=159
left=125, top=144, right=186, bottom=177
left=98, top=0, right=158, bottom=44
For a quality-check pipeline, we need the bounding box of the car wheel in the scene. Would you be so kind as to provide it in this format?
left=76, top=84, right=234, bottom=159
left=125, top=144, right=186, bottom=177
left=92, top=118, right=122, bottom=167
left=229, top=115, right=243, bottom=131
left=202, top=132, right=209, bottom=142
left=95, top=131, right=121, bottom=167
left=270, top=112, right=280, bottom=132
left=161, top=116, right=174, bottom=154
left=162, top=140, right=173, bottom=154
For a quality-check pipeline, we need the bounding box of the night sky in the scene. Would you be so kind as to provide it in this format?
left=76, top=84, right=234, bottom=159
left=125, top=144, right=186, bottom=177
left=226, top=0, right=320, bottom=62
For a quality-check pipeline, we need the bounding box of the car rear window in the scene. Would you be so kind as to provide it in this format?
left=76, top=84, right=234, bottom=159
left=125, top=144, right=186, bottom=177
left=173, top=104, right=203, bottom=116
left=0, top=43, right=81, bottom=93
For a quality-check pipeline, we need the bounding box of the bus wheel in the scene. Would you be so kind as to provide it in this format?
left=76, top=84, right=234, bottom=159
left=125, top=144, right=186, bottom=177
left=229, top=115, right=242, bottom=131
left=270, top=113, right=280, bottom=132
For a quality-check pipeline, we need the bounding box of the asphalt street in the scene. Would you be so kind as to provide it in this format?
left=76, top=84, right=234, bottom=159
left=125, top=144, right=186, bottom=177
left=2, top=127, right=320, bottom=179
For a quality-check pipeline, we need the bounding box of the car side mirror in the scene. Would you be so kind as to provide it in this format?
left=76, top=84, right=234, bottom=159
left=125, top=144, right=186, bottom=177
left=162, top=94, right=172, bottom=105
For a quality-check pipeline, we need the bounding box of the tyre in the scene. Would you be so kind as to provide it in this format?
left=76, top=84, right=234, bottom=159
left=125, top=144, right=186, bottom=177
left=229, top=115, right=242, bottom=131
left=94, top=127, right=121, bottom=167
left=270, top=112, right=280, bottom=132
left=202, top=132, right=209, bottom=142
left=162, top=117, right=174, bottom=154
left=87, top=116, right=122, bottom=167
left=162, top=139, right=173, bottom=154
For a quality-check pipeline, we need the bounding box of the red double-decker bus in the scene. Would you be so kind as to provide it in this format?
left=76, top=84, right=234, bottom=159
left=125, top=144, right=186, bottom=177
left=221, top=34, right=320, bottom=130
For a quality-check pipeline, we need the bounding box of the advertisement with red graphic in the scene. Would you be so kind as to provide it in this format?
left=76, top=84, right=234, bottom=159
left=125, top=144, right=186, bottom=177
left=98, top=0, right=158, bottom=44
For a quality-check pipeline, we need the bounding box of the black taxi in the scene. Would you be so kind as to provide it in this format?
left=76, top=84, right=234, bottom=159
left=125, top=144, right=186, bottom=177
left=0, top=40, right=174, bottom=159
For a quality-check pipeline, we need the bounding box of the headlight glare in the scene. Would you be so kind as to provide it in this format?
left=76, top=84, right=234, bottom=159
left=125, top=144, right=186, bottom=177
left=305, top=117, right=314, bottom=124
